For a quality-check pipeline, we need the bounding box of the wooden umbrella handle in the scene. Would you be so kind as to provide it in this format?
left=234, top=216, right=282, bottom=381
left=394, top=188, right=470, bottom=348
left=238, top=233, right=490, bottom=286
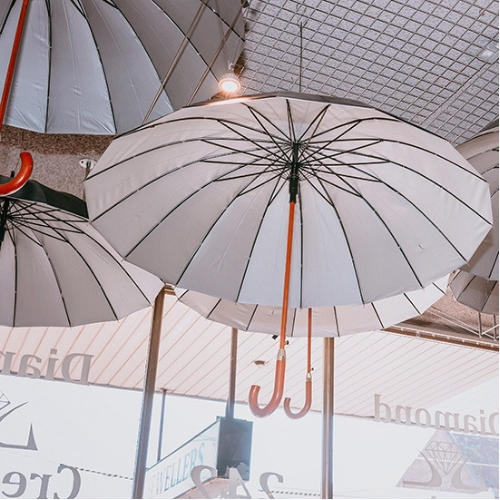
left=0, top=152, right=33, bottom=195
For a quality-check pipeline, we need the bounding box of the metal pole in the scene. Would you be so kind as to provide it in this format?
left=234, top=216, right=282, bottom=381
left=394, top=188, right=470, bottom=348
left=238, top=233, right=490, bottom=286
left=142, top=0, right=208, bottom=124
left=157, top=389, right=167, bottom=462
left=132, top=287, right=166, bottom=499
left=321, top=337, right=334, bottom=499
left=225, top=328, right=238, bottom=419
left=186, top=6, right=243, bottom=106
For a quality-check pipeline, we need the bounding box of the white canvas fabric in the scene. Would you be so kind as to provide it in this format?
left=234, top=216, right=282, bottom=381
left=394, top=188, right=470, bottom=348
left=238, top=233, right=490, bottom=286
left=175, top=275, right=449, bottom=337
left=0, top=180, right=163, bottom=327
left=456, top=124, right=499, bottom=281
left=450, top=270, right=498, bottom=315
left=86, top=93, right=493, bottom=308
left=0, top=0, right=245, bottom=134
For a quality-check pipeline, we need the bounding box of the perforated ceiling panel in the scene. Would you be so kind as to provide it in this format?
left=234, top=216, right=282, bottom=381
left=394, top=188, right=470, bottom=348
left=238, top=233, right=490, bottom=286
left=238, top=0, right=498, bottom=145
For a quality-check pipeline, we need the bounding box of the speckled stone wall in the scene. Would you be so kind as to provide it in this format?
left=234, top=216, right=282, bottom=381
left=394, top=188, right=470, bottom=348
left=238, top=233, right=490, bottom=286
left=0, top=125, right=112, bottom=199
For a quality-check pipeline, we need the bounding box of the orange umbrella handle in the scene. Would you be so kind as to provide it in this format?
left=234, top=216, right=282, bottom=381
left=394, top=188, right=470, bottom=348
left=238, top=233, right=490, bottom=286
left=248, top=354, right=286, bottom=418
left=283, top=374, right=312, bottom=419
left=0, top=152, right=33, bottom=195
left=283, top=308, right=313, bottom=419
left=0, top=0, right=30, bottom=130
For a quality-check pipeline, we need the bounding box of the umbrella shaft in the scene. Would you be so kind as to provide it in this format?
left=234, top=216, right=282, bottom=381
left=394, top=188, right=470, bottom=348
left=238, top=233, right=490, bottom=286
left=289, top=143, right=301, bottom=203
left=0, top=199, right=10, bottom=249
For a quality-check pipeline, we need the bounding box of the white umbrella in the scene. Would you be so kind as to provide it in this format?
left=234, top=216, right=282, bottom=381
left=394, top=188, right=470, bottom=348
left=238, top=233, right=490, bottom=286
left=85, top=92, right=492, bottom=416
left=450, top=270, right=498, bottom=316
left=456, top=121, right=498, bottom=281
left=86, top=92, right=492, bottom=307
left=0, top=173, right=163, bottom=327
left=176, top=276, right=448, bottom=418
left=0, top=0, right=245, bottom=135
left=175, top=275, right=449, bottom=337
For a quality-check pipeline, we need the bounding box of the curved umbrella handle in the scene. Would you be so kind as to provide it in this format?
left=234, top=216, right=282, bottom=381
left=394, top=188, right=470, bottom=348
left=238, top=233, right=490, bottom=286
left=283, top=307, right=313, bottom=419
left=0, top=152, right=33, bottom=195
left=283, top=372, right=312, bottom=419
left=248, top=351, right=286, bottom=418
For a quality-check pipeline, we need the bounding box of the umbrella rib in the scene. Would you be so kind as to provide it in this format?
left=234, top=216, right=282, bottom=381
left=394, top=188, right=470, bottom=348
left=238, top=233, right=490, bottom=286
left=318, top=172, right=430, bottom=287
left=30, top=229, right=73, bottom=326
left=201, top=137, right=289, bottom=168
left=333, top=306, right=340, bottom=336
left=317, top=169, right=459, bottom=285
left=302, top=174, right=365, bottom=302
left=74, top=0, right=123, bottom=132
left=294, top=105, right=336, bottom=154
left=289, top=308, right=297, bottom=338
left=401, top=293, right=422, bottom=316
left=235, top=176, right=286, bottom=304
left=17, top=203, right=153, bottom=322
left=371, top=303, right=385, bottom=330
left=123, top=163, right=286, bottom=259
left=243, top=103, right=297, bottom=145
left=311, top=143, right=491, bottom=226
left=174, top=174, right=286, bottom=296
left=300, top=137, right=384, bottom=166
left=216, top=115, right=291, bottom=164
left=244, top=303, right=259, bottom=332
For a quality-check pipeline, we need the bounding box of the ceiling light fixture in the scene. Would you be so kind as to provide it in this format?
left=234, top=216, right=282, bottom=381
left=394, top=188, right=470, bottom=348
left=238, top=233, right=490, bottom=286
left=219, top=71, right=241, bottom=94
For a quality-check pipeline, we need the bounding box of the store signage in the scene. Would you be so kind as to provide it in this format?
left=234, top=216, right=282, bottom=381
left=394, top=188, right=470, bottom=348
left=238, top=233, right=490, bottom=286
left=145, top=417, right=254, bottom=499
left=0, top=464, right=81, bottom=499
left=374, top=394, right=499, bottom=436
left=145, top=419, right=221, bottom=499
left=0, top=349, right=93, bottom=385
left=0, top=392, right=81, bottom=498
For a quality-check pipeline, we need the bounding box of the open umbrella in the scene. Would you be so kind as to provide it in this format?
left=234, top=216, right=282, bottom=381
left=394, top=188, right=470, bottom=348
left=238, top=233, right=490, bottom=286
left=85, top=92, right=492, bottom=416
left=0, top=172, right=163, bottom=327
left=0, top=0, right=245, bottom=135
left=175, top=275, right=449, bottom=338
left=176, top=275, right=448, bottom=418
left=456, top=121, right=498, bottom=281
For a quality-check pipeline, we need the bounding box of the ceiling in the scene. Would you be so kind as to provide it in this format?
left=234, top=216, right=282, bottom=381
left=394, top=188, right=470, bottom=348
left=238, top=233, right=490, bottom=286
left=0, top=0, right=498, bottom=412
left=238, top=0, right=498, bottom=147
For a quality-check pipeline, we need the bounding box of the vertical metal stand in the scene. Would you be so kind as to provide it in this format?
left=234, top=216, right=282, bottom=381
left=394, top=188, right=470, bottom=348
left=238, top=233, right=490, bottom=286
left=132, top=287, right=166, bottom=499
left=321, top=337, right=334, bottom=499
left=157, top=389, right=167, bottom=462
left=225, top=328, right=238, bottom=420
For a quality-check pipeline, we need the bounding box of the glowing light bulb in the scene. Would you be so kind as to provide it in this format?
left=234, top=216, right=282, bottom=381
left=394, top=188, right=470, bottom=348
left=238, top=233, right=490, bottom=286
left=219, top=72, right=241, bottom=93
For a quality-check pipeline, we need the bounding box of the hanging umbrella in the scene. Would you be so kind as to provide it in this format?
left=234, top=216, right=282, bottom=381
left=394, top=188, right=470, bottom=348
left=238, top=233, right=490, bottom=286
left=85, top=92, right=492, bottom=306
left=0, top=0, right=245, bottom=135
left=175, top=276, right=448, bottom=419
left=0, top=172, right=163, bottom=327
left=175, top=275, right=449, bottom=337
left=450, top=270, right=498, bottom=316
left=85, top=92, right=492, bottom=416
left=456, top=121, right=498, bottom=281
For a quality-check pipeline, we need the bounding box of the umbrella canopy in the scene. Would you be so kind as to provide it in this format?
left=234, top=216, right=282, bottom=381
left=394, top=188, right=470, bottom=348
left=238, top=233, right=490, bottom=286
left=0, top=0, right=245, bottom=135
left=175, top=275, right=449, bottom=337
left=450, top=270, right=498, bottom=316
left=85, top=92, right=492, bottom=309
left=0, top=174, right=163, bottom=327
left=456, top=121, right=498, bottom=281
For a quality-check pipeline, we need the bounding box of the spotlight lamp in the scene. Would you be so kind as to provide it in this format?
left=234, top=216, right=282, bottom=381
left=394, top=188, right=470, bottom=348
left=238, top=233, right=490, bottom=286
left=219, top=72, right=241, bottom=94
